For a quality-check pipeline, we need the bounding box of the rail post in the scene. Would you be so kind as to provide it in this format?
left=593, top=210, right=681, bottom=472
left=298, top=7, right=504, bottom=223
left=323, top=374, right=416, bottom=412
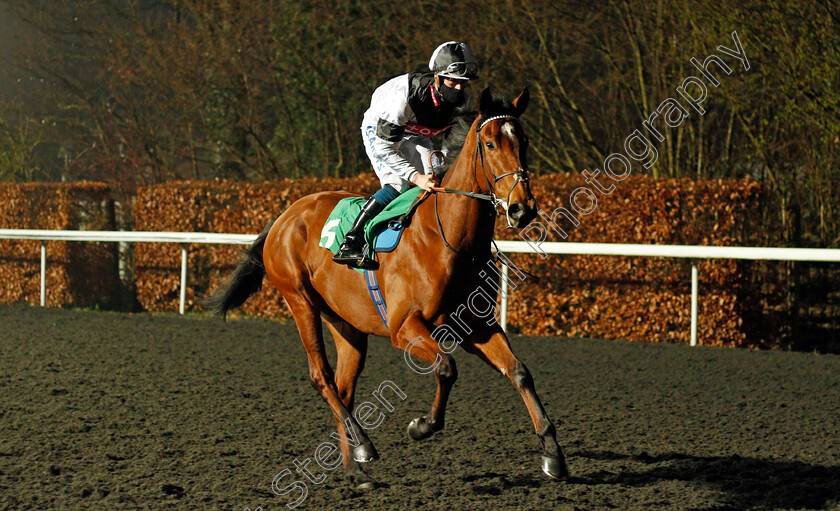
left=690, top=263, right=699, bottom=346
left=500, top=262, right=509, bottom=331
left=40, top=241, right=46, bottom=307
left=179, top=245, right=188, bottom=315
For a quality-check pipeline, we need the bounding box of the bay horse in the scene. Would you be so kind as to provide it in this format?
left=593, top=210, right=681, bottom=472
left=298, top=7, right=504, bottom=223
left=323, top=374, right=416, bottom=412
left=207, top=87, right=568, bottom=488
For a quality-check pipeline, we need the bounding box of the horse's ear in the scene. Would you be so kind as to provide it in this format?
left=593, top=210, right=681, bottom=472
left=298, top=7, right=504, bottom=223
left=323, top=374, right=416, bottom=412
left=478, top=87, right=493, bottom=114
left=513, top=87, right=530, bottom=116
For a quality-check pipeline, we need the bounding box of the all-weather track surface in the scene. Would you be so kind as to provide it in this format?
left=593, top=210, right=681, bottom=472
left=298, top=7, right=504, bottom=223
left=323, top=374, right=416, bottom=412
left=0, top=305, right=838, bottom=511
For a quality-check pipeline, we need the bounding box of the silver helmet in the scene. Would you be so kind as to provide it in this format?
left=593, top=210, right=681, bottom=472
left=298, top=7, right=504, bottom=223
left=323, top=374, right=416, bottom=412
left=429, top=41, right=479, bottom=80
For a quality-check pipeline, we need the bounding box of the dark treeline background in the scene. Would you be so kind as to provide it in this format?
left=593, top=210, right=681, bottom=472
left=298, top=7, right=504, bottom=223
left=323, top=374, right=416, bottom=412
left=0, top=0, right=838, bottom=249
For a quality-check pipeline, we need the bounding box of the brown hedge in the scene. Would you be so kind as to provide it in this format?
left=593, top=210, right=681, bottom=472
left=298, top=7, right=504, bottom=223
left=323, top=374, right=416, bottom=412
left=135, top=174, right=767, bottom=348
left=134, top=176, right=379, bottom=318
left=0, top=183, right=120, bottom=308
left=498, top=175, right=765, bottom=347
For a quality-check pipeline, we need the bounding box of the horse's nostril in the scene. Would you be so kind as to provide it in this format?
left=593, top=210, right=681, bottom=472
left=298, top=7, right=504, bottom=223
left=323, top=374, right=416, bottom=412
left=523, top=204, right=537, bottom=223
left=509, top=203, right=524, bottom=218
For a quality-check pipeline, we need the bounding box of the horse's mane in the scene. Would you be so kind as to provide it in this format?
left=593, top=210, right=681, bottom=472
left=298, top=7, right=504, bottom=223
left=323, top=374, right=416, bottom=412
left=440, top=90, right=519, bottom=175
left=440, top=113, right=475, bottom=172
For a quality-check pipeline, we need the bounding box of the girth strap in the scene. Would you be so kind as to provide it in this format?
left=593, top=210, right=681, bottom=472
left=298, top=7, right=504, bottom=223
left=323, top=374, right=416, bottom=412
left=365, top=270, right=388, bottom=328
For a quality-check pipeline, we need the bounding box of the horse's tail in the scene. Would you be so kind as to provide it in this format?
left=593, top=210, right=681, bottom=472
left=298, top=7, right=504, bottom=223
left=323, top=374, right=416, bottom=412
left=204, top=223, right=271, bottom=320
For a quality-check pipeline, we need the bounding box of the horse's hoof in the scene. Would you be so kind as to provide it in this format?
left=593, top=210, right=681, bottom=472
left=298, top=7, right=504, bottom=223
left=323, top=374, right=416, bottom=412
left=353, top=443, right=379, bottom=463
left=346, top=471, right=377, bottom=489
left=541, top=455, right=569, bottom=480
left=407, top=416, right=436, bottom=441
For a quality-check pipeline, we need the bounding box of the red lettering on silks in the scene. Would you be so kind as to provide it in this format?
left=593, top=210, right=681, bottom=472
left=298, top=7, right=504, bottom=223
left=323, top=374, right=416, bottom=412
left=405, top=123, right=449, bottom=138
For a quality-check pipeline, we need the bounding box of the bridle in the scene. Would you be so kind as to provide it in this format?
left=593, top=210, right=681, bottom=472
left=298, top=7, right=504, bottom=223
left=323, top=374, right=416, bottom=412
left=473, top=114, right=531, bottom=225
left=427, top=113, right=532, bottom=252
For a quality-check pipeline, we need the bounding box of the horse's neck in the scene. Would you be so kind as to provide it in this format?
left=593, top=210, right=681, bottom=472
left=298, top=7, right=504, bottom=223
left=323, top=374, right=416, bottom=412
left=433, top=140, right=495, bottom=254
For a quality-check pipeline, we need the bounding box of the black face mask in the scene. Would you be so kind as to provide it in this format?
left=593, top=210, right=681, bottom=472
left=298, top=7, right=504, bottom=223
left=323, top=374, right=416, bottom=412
left=439, top=82, right=465, bottom=106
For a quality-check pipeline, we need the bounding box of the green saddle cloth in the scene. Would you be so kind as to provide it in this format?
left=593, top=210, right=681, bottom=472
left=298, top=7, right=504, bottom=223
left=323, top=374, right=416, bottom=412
left=318, top=187, right=422, bottom=256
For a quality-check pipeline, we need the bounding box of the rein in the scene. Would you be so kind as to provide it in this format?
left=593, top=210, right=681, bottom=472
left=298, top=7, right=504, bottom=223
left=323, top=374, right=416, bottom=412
left=429, top=186, right=492, bottom=201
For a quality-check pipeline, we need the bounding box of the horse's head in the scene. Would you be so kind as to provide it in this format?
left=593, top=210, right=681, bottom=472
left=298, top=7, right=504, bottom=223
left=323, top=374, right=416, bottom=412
left=473, top=87, right=538, bottom=228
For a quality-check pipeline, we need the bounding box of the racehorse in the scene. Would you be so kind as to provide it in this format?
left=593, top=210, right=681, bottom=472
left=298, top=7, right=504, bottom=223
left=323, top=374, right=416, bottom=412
left=207, top=87, right=569, bottom=488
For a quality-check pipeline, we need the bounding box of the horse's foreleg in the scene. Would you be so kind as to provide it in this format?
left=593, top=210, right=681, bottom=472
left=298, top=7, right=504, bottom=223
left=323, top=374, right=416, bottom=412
left=324, top=319, right=376, bottom=489
left=283, top=291, right=379, bottom=468
left=392, top=311, right=457, bottom=441
left=462, top=328, right=569, bottom=480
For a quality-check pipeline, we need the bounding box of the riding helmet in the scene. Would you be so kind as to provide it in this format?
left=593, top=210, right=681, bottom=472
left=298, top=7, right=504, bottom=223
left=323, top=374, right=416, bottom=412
left=429, top=41, right=479, bottom=80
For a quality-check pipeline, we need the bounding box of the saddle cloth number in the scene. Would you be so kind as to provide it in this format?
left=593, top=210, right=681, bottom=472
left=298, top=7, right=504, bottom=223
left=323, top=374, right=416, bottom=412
left=319, top=218, right=342, bottom=250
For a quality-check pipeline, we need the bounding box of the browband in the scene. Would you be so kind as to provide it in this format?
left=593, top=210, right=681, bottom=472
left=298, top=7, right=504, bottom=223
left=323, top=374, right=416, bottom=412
left=477, top=114, right=518, bottom=132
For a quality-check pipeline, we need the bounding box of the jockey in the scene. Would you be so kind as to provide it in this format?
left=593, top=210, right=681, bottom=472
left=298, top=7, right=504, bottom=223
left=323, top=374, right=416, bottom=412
left=333, top=41, right=479, bottom=270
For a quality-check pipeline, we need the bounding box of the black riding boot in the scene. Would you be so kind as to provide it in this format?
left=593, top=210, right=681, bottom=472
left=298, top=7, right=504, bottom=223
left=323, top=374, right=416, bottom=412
left=332, top=196, right=385, bottom=270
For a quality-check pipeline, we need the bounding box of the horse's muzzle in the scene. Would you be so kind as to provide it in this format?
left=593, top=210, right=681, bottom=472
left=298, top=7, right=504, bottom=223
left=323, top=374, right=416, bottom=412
left=507, top=201, right=538, bottom=228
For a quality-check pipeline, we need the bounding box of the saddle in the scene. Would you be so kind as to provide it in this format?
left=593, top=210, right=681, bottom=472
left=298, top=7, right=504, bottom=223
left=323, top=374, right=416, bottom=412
left=319, top=187, right=424, bottom=265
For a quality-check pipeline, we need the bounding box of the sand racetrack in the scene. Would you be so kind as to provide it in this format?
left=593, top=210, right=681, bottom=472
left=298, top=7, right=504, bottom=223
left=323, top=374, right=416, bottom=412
left=0, top=304, right=838, bottom=510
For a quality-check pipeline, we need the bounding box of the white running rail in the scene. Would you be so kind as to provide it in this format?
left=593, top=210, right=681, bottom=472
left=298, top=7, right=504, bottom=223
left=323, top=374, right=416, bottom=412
left=0, top=230, right=255, bottom=315
left=1, top=229, right=839, bottom=346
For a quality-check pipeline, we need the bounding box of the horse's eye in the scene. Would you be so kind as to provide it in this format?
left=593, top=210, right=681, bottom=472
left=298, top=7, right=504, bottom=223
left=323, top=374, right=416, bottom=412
left=485, top=141, right=495, bottom=150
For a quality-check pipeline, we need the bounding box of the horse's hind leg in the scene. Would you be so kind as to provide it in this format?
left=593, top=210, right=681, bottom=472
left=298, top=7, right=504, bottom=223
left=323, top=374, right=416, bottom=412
left=323, top=317, right=377, bottom=489
left=282, top=288, right=379, bottom=468
left=462, top=327, right=569, bottom=480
